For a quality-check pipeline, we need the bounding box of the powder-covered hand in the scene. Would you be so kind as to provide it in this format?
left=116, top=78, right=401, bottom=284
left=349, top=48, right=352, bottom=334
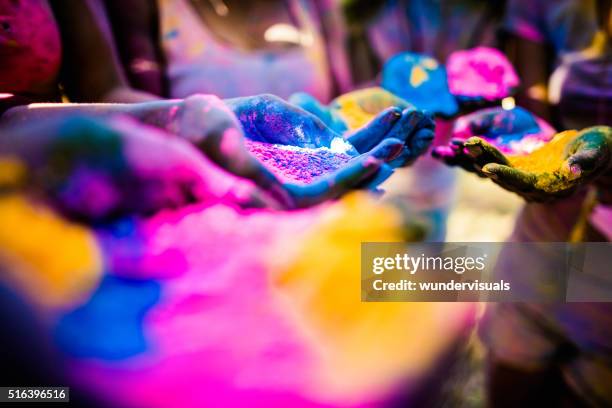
left=432, top=107, right=556, bottom=173
left=142, top=94, right=405, bottom=209
left=290, top=88, right=435, bottom=168
left=226, top=94, right=410, bottom=207
left=0, top=115, right=282, bottom=221
left=434, top=126, right=612, bottom=202
left=165, top=94, right=297, bottom=208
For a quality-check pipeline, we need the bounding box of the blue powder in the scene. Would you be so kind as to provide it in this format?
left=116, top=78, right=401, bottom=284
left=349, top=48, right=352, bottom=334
left=54, top=276, right=161, bottom=360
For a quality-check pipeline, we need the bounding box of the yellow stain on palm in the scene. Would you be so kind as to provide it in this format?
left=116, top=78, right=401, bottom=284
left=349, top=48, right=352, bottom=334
left=410, top=65, right=429, bottom=87
left=271, top=193, right=474, bottom=401
left=508, top=130, right=579, bottom=173
left=333, top=87, right=403, bottom=131
left=505, top=130, right=581, bottom=191
left=0, top=156, right=27, bottom=188
left=0, top=194, right=103, bottom=309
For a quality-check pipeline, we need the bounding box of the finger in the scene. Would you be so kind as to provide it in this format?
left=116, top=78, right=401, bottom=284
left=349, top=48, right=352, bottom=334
left=199, top=132, right=297, bottom=208
left=368, top=137, right=405, bottom=162
left=346, top=107, right=402, bottom=153
left=286, top=157, right=382, bottom=208
left=236, top=164, right=296, bottom=209
left=564, top=127, right=612, bottom=176
left=385, top=107, right=428, bottom=143
left=481, top=163, right=537, bottom=192
left=408, top=127, right=435, bottom=158
left=288, top=92, right=347, bottom=133
left=564, top=149, right=604, bottom=179
left=463, top=137, right=510, bottom=167
left=235, top=187, right=287, bottom=210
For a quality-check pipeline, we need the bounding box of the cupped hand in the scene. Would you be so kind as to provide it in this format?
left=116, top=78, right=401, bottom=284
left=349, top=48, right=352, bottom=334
left=226, top=94, right=413, bottom=206
left=434, top=126, right=612, bottom=202
left=433, top=106, right=556, bottom=173
left=291, top=88, right=435, bottom=167
left=160, top=94, right=407, bottom=209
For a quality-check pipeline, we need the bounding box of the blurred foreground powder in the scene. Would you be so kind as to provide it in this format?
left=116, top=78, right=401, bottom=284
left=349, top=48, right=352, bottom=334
left=245, top=140, right=353, bottom=184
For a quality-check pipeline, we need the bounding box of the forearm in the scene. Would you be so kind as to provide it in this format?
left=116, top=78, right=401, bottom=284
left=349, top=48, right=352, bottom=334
left=1, top=99, right=185, bottom=132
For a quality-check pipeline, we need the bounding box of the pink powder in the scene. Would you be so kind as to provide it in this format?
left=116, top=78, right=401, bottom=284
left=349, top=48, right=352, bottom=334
left=447, top=47, right=520, bottom=101
left=244, top=140, right=353, bottom=184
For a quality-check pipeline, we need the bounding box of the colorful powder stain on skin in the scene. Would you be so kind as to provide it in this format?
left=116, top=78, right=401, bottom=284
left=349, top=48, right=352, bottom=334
left=0, top=194, right=103, bottom=308
left=244, top=140, right=353, bottom=184
left=507, top=130, right=579, bottom=174
left=452, top=107, right=556, bottom=155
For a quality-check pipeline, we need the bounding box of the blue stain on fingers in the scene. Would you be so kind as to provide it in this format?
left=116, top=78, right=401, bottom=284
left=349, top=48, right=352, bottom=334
left=54, top=276, right=160, bottom=360
left=384, top=110, right=435, bottom=167
left=346, top=107, right=403, bottom=153
left=288, top=92, right=348, bottom=134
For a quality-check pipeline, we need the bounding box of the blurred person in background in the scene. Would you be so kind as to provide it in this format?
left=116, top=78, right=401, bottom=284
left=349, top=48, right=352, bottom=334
left=102, top=0, right=353, bottom=101
left=477, top=1, right=612, bottom=406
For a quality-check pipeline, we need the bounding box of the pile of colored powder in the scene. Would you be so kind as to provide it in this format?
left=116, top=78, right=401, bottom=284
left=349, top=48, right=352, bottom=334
left=60, top=193, right=477, bottom=407
left=333, top=97, right=376, bottom=130
left=508, top=130, right=578, bottom=173
left=447, top=47, right=519, bottom=101
left=0, top=194, right=102, bottom=308
left=245, top=140, right=353, bottom=184
left=332, top=88, right=403, bottom=130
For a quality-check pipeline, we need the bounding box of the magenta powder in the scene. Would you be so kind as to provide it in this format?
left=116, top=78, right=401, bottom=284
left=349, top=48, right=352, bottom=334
left=447, top=47, right=520, bottom=101
left=245, top=140, right=353, bottom=184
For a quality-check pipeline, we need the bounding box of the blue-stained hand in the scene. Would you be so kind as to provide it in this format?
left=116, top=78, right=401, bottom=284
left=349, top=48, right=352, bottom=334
left=290, top=88, right=435, bottom=168
left=225, top=94, right=413, bottom=206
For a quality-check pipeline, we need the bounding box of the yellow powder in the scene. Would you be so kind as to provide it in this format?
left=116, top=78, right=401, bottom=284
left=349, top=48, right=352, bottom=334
left=410, top=65, right=429, bottom=87
left=271, top=192, right=475, bottom=401
left=508, top=130, right=579, bottom=173
left=0, top=194, right=103, bottom=309
left=333, top=87, right=403, bottom=131
left=334, top=98, right=376, bottom=130
left=0, top=156, right=27, bottom=188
